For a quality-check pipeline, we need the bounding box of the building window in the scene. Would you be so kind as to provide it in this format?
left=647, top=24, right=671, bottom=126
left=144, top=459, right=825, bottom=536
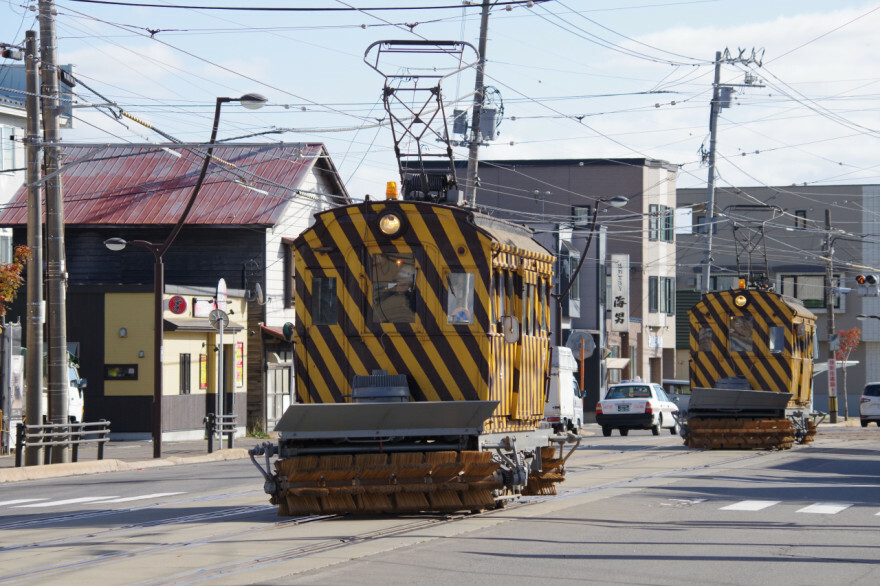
left=568, top=256, right=580, bottom=301
left=780, top=274, right=833, bottom=309
left=572, top=205, right=593, bottom=227
left=648, top=276, right=675, bottom=314
left=0, top=228, right=12, bottom=264
left=794, top=210, right=807, bottom=230
left=0, top=126, right=17, bottom=173
left=283, top=244, right=295, bottom=308
left=649, top=204, right=674, bottom=242
left=312, top=276, right=337, bottom=325
left=179, top=353, right=191, bottom=395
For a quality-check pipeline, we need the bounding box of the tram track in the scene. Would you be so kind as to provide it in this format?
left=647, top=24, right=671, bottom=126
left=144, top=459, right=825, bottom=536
left=0, top=439, right=797, bottom=584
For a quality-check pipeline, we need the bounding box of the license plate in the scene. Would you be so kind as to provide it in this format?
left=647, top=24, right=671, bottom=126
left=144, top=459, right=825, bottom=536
left=617, top=404, right=630, bottom=412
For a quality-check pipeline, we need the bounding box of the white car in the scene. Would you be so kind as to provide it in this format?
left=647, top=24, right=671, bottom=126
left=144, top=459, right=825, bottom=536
left=860, top=383, right=880, bottom=427
left=596, top=381, right=679, bottom=437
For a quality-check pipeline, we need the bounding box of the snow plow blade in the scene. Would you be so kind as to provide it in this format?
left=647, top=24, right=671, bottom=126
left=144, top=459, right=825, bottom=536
left=682, top=388, right=815, bottom=449
left=256, top=401, right=570, bottom=515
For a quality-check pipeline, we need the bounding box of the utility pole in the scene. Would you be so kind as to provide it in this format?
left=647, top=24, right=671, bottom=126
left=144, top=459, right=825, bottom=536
left=464, top=0, right=490, bottom=206
left=700, top=48, right=765, bottom=295
left=40, top=0, right=70, bottom=462
left=700, top=51, right=722, bottom=295
left=825, top=209, right=838, bottom=423
left=24, top=30, right=44, bottom=466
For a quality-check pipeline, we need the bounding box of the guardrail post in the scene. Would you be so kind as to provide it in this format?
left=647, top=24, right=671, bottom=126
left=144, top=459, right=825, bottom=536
left=97, top=420, right=109, bottom=460
left=15, top=423, right=24, bottom=468
left=205, top=413, right=215, bottom=454
left=225, top=413, right=235, bottom=450
left=71, top=423, right=81, bottom=462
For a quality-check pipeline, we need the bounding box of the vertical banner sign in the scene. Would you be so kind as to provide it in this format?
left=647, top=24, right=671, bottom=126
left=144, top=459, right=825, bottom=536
left=610, top=254, right=630, bottom=332
left=235, top=342, right=244, bottom=387
left=828, top=358, right=837, bottom=397
left=199, top=354, right=207, bottom=390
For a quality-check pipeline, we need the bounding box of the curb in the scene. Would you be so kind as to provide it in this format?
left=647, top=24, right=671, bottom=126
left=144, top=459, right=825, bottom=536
left=0, top=448, right=253, bottom=484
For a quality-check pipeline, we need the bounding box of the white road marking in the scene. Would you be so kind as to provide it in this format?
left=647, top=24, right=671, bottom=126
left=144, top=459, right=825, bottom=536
left=0, top=499, right=49, bottom=506
left=720, top=500, right=781, bottom=511
left=796, top=503, right=852, bottom=514
left=100, top=492, right=185, bottom=503
left=14, top=496, right=119, bottom=508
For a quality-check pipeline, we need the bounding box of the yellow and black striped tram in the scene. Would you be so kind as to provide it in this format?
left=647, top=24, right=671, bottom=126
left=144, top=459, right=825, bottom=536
left=253, top=197, right=576, bottom=516
left=685, top=288, right=818, bottom=449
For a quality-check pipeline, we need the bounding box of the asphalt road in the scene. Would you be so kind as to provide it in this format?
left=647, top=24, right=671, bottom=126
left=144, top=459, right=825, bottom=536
left=1, top=425, right=878, bottom=585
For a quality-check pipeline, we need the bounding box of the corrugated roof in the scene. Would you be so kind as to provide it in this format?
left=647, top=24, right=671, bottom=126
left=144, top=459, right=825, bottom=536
left=0, top=143, right=346, bottom=226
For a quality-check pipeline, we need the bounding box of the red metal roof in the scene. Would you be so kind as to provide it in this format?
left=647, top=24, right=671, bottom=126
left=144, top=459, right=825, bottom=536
left=0, top=143, right=347, bottom=226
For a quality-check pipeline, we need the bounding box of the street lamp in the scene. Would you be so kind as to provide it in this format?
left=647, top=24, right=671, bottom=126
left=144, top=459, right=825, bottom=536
left=553, top=195, right=629, bottom=347
left=104, top=93, right=267, bottom=458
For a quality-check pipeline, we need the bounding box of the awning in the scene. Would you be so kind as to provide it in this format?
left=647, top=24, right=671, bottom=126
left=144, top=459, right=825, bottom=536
left=606, top=357, right=631, bottom=370
left=164, top=317, right=244, bottom=333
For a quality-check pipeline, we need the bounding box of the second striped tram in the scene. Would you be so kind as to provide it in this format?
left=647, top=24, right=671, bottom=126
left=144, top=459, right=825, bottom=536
left=683, top=288, right=819, bottom=449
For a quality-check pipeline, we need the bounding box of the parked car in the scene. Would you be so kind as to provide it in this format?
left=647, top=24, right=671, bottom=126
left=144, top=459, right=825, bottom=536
left=596, top=380, right=679, bottom=437
left=860, top=382, right=880, bottom=427
left=662, top=378, right=691, bottom=414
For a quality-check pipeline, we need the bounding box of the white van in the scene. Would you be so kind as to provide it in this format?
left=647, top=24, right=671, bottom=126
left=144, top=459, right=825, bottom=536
left=545, top=346, right=584, bottom=434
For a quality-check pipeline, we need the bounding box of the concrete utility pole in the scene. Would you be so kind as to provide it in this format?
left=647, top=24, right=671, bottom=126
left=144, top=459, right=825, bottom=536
left=40, top=0, right=70, bottom=462
left=24, top=30, right=44, bottom=467
left=701, top=48, right=765, bottom=295
left=825, top=210, right=838, bottom=423
left=700, top=51, right=722, bottom=295
left=464, top=0, right=490, bottom=206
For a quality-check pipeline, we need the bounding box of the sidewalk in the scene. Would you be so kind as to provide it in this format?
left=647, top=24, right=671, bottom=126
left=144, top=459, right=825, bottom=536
left=0, top=436, right=272, bottom=484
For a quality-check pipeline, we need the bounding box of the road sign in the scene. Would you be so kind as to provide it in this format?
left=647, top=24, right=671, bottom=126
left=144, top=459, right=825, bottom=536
left=828, top=358, right=837, bottom=397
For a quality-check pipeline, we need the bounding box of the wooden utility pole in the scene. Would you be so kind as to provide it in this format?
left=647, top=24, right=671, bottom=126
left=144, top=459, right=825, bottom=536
left=700, top=51, right=722, bottom=295
left=24, top=29, right=44, bottom=467
left=40, top=0, right=70, bottom=462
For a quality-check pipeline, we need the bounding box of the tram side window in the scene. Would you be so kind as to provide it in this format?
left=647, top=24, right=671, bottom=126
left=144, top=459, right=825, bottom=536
left=312, top=276, right=337, bottom=325
left=447, top=272, right=474, bottom=324
left=698, top=324, right=714, bottom=352
left=729, top=315, right=753, bottom=352
left=371, top=252, right=416, bottom=323
left=768, top=326, right=785, bottom=354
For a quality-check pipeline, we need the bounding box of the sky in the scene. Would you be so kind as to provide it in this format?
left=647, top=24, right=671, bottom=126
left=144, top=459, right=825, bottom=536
left=2, top=0, right=879, bottom=204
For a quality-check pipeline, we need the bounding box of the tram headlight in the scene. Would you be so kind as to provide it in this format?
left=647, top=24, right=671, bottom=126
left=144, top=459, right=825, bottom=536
left=734, top=294, right=749, bottom=308
left=378, top=211, right=404, bottom=237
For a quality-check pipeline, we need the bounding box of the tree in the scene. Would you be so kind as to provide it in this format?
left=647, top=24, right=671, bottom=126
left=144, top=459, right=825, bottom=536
left=0, top=245, right=32, bottom=326
left=835, top=326, right=861, bottom=420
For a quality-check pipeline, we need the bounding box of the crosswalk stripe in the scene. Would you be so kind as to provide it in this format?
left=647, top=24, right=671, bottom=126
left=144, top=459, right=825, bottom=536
left=721, top=500, right=780, bottom=511
left=14, top=496, right=119, bottom=508
left=796, top=503, right=852, bottom=514
left=0, top=499, right=49, bottom=506
left=100, top=492, right=185, bottom=503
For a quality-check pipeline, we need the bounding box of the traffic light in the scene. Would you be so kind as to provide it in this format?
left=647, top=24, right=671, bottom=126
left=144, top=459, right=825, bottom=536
left=856, top=274, right=880, bottom=296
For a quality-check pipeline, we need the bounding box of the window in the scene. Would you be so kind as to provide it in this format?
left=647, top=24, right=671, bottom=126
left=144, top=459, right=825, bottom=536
left=695, top=215, right=717, bottom=235
left=780, top=274, right=830, bottom=309
left=649, top=205, right=674, bottom=242
left=572, top=205, right=593, bottom=227
left=769, top=326, right=785, bottom=354
left=1, top=126, right=17, bottom=173
left=568, top=256, right=580, bottom=301
left=698, top=325, right=714, bottom=352
left=179, top=353, right=191, bottom=394
left=371, top=253, right=416, bottom=323
left=0, top=228, right=11, bottom=264
left=446, top=272, right=474, bottom=325
left=794, top=210, right=807, bottom=230
left=312, top=276, right=337, bottom=325
left=648, top=276, right=675, bottom=314
left=283, top=244, right=295, bottom=308
left=729, top=315, right=754, bottom=352
left=649, top=204, right=659, bottom=240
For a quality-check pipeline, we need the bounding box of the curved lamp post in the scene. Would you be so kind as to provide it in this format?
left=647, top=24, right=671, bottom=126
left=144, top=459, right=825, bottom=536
left=104, top=93, right=267, bottom=458
left=553, top=195, right=629, bottom=347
